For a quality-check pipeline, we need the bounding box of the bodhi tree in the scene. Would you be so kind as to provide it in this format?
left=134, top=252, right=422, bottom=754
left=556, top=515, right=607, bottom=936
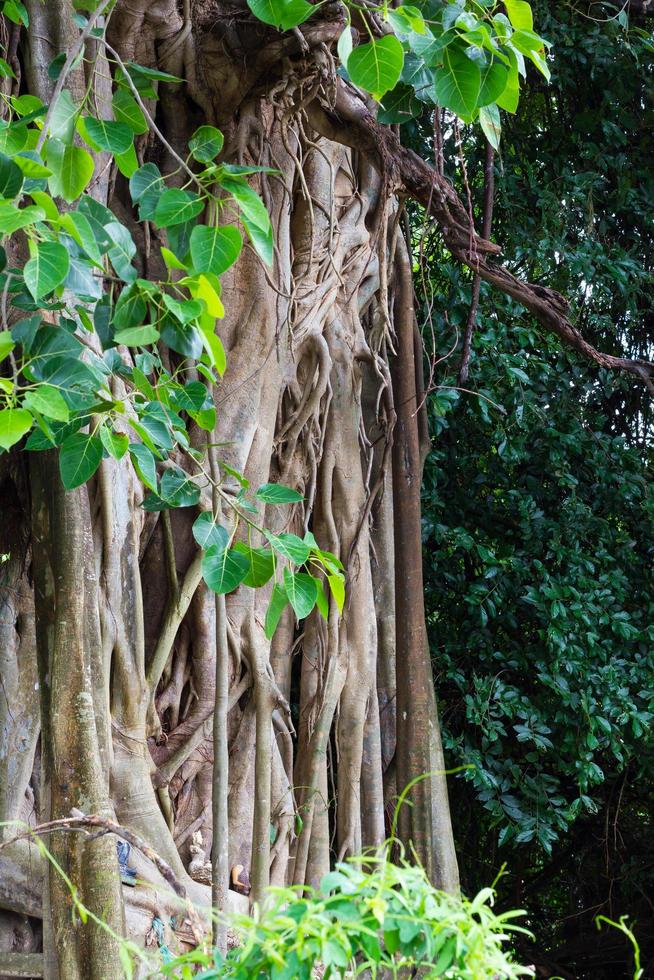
left=0, top=0, right=651, bottom=976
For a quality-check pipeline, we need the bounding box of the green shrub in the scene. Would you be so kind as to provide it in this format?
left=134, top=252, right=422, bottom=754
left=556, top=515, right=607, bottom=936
left=154, top=852, right=533, bottom=979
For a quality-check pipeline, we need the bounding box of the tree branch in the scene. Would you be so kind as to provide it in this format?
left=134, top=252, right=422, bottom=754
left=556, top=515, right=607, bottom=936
left=308, top=81, right=654, bottom=393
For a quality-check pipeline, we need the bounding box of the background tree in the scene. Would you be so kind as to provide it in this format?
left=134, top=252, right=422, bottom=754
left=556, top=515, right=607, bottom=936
left=419, top=3, right=654, bottom=976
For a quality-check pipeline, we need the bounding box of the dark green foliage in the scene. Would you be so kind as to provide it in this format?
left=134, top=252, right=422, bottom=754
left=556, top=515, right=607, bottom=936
left=415, top=2, right=654, bottom=975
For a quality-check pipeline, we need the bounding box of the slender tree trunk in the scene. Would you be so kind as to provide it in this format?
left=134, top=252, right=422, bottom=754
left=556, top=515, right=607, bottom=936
left=391, top=239, right=459, bottom=891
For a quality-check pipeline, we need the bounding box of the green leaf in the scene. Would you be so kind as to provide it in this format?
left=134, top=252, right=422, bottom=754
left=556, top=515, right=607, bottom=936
left=219, top=174, right=270, bottom=230
left=246, top=0, right=315, bottom=31
left=266, top=531, right=311, bottom=564
left=129, top=162, right=165, bottom=219
left=0, top=202, right=45, bottom=234
left=218, top=174, right=273, bottom=265
left=0, top=407, right=32, bottom=449
left=46, top=140, right=95, bottom=202
left=478, top=61, right=508, bottom=107
left=59, top=212, right=102, bottom=265
left=59, top=432, right=103, bottom=488
left=49, top=89, right=79, bottom=143
left=264, top=583, right=289, bottom=640
left=24, top=241, right=70, bottom=301
left=160, top=296, right=200, bottom=327
left=0, top=151, right=23, bottom=199
left=327, top=574, right=345, bottom=613
left=113, top=284, right=146, bottom=330
left=378, top=84, right=421, bottom=124
left=23, top=385, right=70, bottom=421
left=114, top=143, right=139, bottom=178
left=192, top=512, right=230, bottom=551
left=154, top=188, right=204, bottom=228
left=0, top=121, right=28, bottom=156
left=0, top=330, right=14, bottom=361
left=433, top=45, right=481, bottom=120
left=242, top=216, right=274, bottom=267
left=47, top=52, right=66, bottom=81
left=348, top=36, right=405, bottom=100
left=337, top=27, right=353, bottom=69
left=504, top=0, right=533, bottom=31
left=125, top=62, right=182, bottom=85
left=255, top=482, right=303, bottom=504
left=189, top=125, right=224, bottom=163
left=496, top=51, right=520, bottom=112
left=0, top=58, right=15, bottom=81
left=161, top=246, right=187, bottom=271
left=79, top=116, right=134, bottom=154
left=202, top=544, right=249, bottom=594
left=315, top=578, right=329, bottom=620
left=479, top=103, right=501, bottom=150
left=105, top=221, right=137, bottom=282
left=2, top=1, right=29, bottom=27
left=283, top=568, right=318, bottom=619
left=157, top=467, right=200, bottom=508
left=14, top=152, right=52, bottom=180
left=190, top=224, right=242, bottom=276
left=99, top=424, right=129, bottom=460
left=114, top=324, right=160, bottom=346
left=112, top=88, right=148, bottom=135
left=233, top=541, right=275, bottom=588
left=129, top=442, right=158, bottom=491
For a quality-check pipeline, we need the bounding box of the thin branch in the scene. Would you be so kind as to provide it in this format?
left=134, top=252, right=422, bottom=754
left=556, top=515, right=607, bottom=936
left=458, top=138, right=495, bottom=385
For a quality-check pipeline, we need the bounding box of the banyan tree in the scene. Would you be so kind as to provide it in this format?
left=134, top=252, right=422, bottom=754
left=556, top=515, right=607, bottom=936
left=0, top=0, right=651, bottom=976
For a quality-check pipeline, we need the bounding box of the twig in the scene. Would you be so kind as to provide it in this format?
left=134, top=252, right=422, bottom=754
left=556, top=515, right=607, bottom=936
left=458, top=139, right=495, bottom=385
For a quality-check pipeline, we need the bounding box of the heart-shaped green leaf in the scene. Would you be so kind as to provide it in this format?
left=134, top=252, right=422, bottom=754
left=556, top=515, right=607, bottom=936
left=24, top=241, right=70, bottom=300
left=59, top=432, right=103, bottom=489
left=348, top=36, right=405, bottom=100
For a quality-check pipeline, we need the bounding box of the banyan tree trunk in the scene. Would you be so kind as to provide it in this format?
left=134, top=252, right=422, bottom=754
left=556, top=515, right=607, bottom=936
left=0, top=0, right=459, bottom=972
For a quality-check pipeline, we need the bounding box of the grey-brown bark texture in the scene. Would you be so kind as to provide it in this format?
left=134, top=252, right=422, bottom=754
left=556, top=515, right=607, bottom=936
left=0, top=0, right=459, bottom=972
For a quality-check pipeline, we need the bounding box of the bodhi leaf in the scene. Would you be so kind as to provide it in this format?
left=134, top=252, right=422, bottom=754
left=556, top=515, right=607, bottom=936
left=0, top=151, right=23, bottom=199
left=202, top=544, right=249, bottom=594
left=283, top=568, right=319, bottom=620
left=24, top=241, right=70, bottom=300
left=479, top=103, right=501, bottom=150
left=105, top=221, right=137, bottom=281
left=0, top=407, right=32, bottom=450
left=112, top=88, right=148, bottom=134
left=504, top=0, right=534, bottom=31
left=247, top=0, right=314, bottom=32
left=233, top=541, right=275, bottom=588
left=189, top=225, right=242, bottom=276
left=59, top=432, right=103, bottom=489
left=264, top=583, right=289, bottom=640
left=154, top=189, right=204, bottom=228
left=266, top=531, right=311, bottom=564
left=255, top=482, right=303, bottom=504
left=192, top=512, right=230, bottom=551
left=23, top=385, right=70, bottom=421
left=0, top=203, right=45, bottom=233
left=99, top=424, right=129, bottom=460
left=433, top=46, right=481, bottom=120
left=46, top=140, right=95, bottom=202
left=188, top=125, right=224, bottom=163
left=478, top=61, right=509, bottom=107
left=79, top=116, right=134, bottom=154
left=348, top=36, right=405, bottom=100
